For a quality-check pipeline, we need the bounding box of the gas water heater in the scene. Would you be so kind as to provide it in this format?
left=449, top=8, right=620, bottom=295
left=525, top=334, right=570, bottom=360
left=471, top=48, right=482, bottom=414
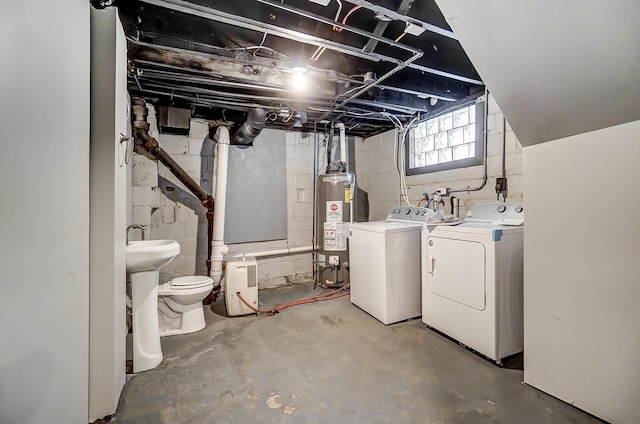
left=315, top=162, right=356, bottom=287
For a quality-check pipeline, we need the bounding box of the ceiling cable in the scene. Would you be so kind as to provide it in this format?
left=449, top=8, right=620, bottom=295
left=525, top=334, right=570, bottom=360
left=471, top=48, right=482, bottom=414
left=337, top=5, right=361, bottom=32
left=332, top=0, right=343, bottom=31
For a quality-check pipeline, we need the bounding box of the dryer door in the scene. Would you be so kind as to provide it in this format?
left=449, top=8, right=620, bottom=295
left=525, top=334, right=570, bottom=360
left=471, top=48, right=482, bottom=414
left=426, top=237, right=486, bottom=311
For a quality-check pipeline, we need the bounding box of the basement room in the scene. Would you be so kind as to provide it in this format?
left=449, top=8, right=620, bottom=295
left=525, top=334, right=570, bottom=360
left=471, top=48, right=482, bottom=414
left=1, top=1, right=639, bottom=423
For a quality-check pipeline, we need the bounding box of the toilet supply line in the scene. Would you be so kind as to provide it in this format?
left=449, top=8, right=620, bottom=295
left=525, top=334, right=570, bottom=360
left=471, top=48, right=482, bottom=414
left=236, top=283, right=350, bottom=315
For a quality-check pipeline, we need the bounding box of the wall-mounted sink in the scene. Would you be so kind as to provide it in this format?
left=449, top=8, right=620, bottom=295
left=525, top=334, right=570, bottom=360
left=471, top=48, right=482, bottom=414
left=126, top=239, right=180, bottom=273
left=126, top=239, right=180, bottom=373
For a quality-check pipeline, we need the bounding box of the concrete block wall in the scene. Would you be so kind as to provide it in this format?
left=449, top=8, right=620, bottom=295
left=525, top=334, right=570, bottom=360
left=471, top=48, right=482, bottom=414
left=356, top=93, right=524, bottom=220
left=130, top=105, right=314, bottom=288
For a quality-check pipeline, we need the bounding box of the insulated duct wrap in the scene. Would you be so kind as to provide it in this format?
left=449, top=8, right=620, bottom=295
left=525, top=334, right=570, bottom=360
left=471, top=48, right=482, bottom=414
left=231, top=108, right=266, bottom=145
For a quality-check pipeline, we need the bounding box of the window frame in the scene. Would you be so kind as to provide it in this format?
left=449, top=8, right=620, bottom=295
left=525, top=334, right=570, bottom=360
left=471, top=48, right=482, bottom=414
left=406, top=94, right=485, bottom=176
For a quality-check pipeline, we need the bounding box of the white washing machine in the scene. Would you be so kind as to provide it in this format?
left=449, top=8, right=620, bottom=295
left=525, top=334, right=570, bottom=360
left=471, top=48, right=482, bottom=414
left=422, top=202, right=524, bottom=363
left=349, top=207, right=434, bottom=325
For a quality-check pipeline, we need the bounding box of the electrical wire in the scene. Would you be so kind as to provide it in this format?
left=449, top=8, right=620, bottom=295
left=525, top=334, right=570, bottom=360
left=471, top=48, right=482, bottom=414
left=396, top=116, right=418, bottom=206
left=312, top=0, right=348, bottom=60
left=310, top=46, right=326, bottom=61
left=282, top=110, right=294, bottom=123
left=253, top=32, right=268, bottom=58
left=449, top=88, right=490, bottom=195
left=332, top=0, right=343, bottom=31
left=337, top=5, right=362, bottom=32
left=236, top=283, right=351, bottom=315
left=394, top=32, right=406, bottom=43
left=118, top=134, right=134, bottom=167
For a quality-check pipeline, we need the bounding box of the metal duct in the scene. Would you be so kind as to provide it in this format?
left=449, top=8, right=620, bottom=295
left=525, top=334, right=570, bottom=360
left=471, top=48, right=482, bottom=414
left=231, top=108, right=266, bottom=145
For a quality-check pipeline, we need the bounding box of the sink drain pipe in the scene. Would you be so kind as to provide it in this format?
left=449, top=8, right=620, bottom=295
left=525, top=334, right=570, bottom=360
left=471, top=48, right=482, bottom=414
left=131, top=97, right=220, bottom=300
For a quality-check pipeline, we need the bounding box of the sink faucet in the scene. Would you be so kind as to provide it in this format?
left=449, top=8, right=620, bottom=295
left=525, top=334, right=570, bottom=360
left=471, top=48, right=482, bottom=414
left=126, top=224, right=147, bottom=244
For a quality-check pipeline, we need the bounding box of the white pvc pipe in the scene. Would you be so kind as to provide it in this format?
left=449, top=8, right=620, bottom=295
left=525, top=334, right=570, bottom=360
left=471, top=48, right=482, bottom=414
left=231, top=245, right=314, bottom=259
left=336, top=122, right=347, bottom=165
left=211, top=126, right=230, bottom=286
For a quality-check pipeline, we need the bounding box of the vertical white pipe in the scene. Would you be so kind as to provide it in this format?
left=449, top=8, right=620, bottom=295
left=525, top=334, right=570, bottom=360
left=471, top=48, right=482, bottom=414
left=336, top=122, right=347, bottom=165
left=211, top=126, right=230, bottom=286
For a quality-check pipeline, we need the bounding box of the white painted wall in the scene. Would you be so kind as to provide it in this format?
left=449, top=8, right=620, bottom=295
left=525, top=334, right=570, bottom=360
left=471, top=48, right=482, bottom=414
left=435, top=0, right=640, bottom=147
left=0, top=1, right=90, bottom=423
left=130, top=113, right=314, bottom=288
left=89, top=7, right=128, bottom=421
left=356, top=94, right=523, bottom=220
left=523, top=120, right=640, bottom=424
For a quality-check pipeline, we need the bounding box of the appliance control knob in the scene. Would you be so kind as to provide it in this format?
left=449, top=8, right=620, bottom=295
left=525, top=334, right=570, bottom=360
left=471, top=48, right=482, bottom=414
left=391, top=209, right=396, bottom=214
left=415, top=210, right=420, bottom=215
left=515, top=206, right=523, bottom=213
left=497, top=205, right=507, bottom=213
left=421, top=211, right=426, bottom=216
left=404, top=208, right=411, bottom=215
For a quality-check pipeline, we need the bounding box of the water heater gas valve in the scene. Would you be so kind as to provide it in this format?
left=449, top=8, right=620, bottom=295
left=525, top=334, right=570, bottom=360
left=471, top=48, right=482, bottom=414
left=329, top=255, right=340, bottom=266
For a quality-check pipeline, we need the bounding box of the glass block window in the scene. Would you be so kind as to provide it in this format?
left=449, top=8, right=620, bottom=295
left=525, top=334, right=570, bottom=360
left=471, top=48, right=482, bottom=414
left=407, top=100, right=484, bottom=175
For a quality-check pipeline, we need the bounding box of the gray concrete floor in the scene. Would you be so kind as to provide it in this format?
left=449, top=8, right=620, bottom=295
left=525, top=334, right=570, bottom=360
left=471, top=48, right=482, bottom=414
left=114, top=283, right=603, bottom=424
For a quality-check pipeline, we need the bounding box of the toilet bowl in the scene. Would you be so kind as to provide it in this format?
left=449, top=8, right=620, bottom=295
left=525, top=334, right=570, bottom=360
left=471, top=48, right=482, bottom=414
left=157, top=275, right=213, bottom=337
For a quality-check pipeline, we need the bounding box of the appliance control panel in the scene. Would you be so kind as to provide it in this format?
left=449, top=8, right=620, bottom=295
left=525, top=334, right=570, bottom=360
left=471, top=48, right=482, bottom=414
left=465, top=202, right=524, bottom=225
left=387, top=207, right=435, bottom=223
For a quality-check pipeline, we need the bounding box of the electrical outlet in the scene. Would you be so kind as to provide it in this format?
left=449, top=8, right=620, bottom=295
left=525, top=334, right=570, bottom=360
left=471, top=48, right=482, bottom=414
left=495, top=177, right=508, bottom=194
left=437, top=187, right=449, bottom=196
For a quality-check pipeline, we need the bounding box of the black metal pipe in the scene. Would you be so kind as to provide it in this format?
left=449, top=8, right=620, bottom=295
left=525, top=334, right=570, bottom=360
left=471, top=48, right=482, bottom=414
left=131, top=97, right=219, bottom=300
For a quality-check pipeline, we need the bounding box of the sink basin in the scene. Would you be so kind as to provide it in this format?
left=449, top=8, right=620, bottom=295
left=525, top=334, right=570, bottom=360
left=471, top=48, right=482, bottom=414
left=126, top=239, right=180, bottom=273
left=126, top=239, right=181, bottom=372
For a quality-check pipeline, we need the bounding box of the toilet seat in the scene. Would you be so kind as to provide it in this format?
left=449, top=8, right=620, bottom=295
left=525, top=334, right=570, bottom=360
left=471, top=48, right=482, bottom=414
left=157, top=275, right=213, bottom=337
left=166, top=275, right=213, bottom=290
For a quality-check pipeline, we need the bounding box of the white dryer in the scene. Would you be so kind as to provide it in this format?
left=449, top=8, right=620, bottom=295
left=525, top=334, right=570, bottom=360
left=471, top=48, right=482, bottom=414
left=349, top=207, right=434, bottom=325
left=422, top=202, right=524, bottom=363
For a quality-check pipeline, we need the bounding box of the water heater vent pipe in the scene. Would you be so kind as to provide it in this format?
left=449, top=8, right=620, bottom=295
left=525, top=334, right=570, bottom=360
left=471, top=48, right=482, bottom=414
left=336, top=122, right=347, bottom=166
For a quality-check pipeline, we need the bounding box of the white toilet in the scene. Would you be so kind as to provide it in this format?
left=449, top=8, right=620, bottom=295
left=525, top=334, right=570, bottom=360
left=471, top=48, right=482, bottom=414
left=157, top=275, right=213, bottom=337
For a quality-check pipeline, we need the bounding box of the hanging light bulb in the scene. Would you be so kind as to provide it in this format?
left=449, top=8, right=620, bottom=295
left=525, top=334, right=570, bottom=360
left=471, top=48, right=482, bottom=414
left=290, top=66, right=309, bottom=92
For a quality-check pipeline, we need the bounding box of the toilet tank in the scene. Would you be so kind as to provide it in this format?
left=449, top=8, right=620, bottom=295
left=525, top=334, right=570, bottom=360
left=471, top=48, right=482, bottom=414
left=224, top=258, right=258, bottom=316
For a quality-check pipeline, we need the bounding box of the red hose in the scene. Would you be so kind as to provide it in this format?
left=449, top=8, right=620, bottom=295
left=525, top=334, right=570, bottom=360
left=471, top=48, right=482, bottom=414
left=236, top=283, right=350, bottom=315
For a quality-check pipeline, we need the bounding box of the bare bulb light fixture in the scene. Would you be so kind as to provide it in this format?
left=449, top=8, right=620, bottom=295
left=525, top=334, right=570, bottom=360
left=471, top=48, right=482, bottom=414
left=290, top=66, right=309, bottom=92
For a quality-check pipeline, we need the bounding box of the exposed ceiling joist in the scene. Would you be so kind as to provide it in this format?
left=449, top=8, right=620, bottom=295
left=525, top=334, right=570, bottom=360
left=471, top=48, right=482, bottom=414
left=111, top=0, right=483, bottom=136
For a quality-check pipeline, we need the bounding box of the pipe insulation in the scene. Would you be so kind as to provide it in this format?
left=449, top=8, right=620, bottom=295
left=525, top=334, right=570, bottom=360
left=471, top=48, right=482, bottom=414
left=231, top=107, right=266, bottom=145
left=211, top=126, right=230, bottom=286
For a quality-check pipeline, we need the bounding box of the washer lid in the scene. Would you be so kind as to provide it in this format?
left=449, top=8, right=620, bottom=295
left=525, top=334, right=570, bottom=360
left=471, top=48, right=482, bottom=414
left=349, top=221, right=422, bottom=234
left=168, top=275, right=213, bottom=289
